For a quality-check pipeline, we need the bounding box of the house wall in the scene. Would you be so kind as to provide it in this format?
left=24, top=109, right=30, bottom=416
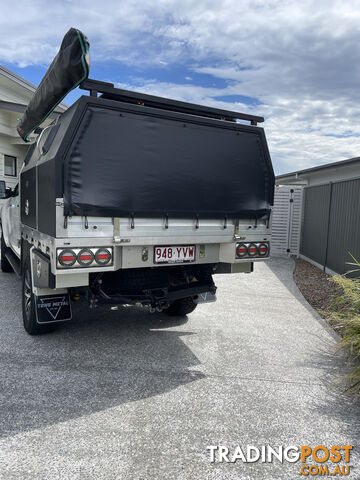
left=0, top=133, right=28, bottom=189
left=0, top=78, right=31, bottom=189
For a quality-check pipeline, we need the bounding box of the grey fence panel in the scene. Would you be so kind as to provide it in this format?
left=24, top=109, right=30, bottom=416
left=326, top=178, right=360, bottom=275
left=300, top=184, right=331, bottom=266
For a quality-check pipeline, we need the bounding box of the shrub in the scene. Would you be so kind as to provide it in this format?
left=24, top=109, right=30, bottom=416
left=329, top=254, right=360, bottom=393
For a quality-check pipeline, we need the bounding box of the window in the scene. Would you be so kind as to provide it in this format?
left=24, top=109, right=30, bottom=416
left=4, top=155, right=17, bottom=177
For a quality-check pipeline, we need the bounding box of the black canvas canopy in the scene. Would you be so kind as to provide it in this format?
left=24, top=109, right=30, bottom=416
left=61, top=97, right=274, bottom=220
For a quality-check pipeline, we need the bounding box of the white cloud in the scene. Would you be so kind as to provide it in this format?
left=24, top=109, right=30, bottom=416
left=1, top=0, right=360, bottom=173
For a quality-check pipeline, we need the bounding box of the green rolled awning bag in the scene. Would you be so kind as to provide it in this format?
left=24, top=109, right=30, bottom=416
left=17, top=28, right=90, bottom=142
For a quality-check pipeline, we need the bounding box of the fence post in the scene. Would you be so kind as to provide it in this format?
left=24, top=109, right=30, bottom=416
left=323, top=182, right=333, bottom=273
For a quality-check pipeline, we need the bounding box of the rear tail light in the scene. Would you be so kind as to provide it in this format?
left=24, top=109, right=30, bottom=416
left=258, top=243, right=269, bottom=257
left=235, top=242, right=269, bottom=259
left=236, top=244, right=248, bottom=257
left=77, top=249, right=94, bottom=266
left=95, top=248, right=112, bottom=265
left=58, top=249, right=76, bottom=267
left=57, top=247, right=113, bottom=269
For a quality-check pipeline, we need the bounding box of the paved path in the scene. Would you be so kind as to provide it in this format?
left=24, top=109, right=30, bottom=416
left=0, top=257, right=358, bottom=479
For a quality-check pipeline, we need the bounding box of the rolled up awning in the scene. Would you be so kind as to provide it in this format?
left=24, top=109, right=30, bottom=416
left=17, top=28, right=90, bottom=142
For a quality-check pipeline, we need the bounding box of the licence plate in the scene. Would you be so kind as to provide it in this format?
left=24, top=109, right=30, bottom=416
left=154, top=245, right=196, bottom=264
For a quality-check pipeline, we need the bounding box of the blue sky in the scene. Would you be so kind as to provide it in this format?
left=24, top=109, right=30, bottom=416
left=4, top=61, right=234, bottom=105
left=1, top=0, right=360, bottom=174
left=4, top=61, right=261, bottom=108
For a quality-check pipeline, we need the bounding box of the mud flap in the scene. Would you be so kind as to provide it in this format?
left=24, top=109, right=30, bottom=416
left=194, top=292, right=217, bottom=304
left=35, top=293, right=72, bottom=324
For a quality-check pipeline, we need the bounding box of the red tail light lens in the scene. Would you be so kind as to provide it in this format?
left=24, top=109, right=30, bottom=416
left=258, top=243, right=268, bottom=256
left=77, top=249, right=94, bottom=266
left=58, top=249, right=76, bottom=267
left=236, top=243, right=248, bottom=258
left=95, top=248, right=112, bottom=265
left=247, top=243, right=257, bottom=257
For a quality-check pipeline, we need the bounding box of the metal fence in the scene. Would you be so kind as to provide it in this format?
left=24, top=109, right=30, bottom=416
left=300, top=178, right=360, bottom=275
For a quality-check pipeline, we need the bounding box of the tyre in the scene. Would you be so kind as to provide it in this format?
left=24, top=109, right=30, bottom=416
left=22, top=258, right=56, bottom=335
left=163, top=297, right=198, bottom=316
left=1, top=233, right=13, bottom=273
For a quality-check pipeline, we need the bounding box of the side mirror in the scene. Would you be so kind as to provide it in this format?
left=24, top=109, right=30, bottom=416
left=0, top=180, right=6, bottom=199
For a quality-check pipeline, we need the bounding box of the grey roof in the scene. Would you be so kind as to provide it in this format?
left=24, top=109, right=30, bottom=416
left=0, top=64, right=37, bottom=91
left=0, top=100, right=63, bottom=118
left=0, top=64, right=68, bottom=111
left=276, top=156, right=360, bottom=180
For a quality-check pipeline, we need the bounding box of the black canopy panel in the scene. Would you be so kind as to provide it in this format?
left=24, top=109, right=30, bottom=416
left=63, top=98, right=274, bottom=219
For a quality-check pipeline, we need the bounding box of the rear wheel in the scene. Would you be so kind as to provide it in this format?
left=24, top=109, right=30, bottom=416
left=1, top=233, right=13, bottom=273
left=22, top=258, right=56, bottom=335
left=163, top=297, right=197, bottom=316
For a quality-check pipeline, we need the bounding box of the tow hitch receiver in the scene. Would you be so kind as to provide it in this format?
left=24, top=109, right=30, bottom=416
left=35, top=294, right=72, bottom=324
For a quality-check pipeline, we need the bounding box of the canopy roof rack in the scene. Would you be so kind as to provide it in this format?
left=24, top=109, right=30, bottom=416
left=80, top=78, right=264, bottom=126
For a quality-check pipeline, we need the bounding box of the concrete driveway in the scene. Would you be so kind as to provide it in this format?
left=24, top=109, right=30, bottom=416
left=0, top=257, right=359, bottom=479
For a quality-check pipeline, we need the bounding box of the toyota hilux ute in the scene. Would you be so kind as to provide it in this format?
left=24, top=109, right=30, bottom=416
left=0, top=28, right=275, bottom=335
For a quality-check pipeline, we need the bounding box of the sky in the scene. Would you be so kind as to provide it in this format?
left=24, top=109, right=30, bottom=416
left=1, top=0, right=359, bottom=174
